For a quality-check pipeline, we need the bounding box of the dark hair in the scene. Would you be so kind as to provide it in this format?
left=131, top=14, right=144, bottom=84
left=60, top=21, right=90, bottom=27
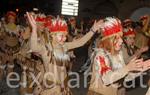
left=132, top=21, right=143, bottom=28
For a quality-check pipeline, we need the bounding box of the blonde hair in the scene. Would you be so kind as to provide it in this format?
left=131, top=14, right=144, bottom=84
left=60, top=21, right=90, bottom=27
left=97, top=34, right=122, bottom=55
left=37, top=30, right=50, bottom=44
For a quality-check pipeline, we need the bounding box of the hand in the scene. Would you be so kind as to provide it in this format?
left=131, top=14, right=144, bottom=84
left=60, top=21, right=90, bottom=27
left=139, top=46, right=149, bottom=53
left=126, top=57, right=143, bottom=72
left=26, top=12, right=37, bottom=31
left=91, top=19, right=104, bottom=32
left=134, top=46, right=149, bottom=58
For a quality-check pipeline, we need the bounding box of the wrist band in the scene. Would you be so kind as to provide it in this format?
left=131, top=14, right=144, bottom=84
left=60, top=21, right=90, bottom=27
left=90, top=28, right=95, bottom=34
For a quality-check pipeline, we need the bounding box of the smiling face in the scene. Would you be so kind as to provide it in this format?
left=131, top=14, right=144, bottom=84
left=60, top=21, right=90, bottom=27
left=124, top=34, right=135, bottom=47
left=52, top=32, right=68, bottom=45
left=113, top=33, right=123, bottom=51
left=98, top=32, right=123, bottom=54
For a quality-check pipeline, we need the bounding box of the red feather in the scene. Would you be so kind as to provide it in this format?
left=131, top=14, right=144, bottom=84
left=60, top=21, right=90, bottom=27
left=46, top=18, right=68, bottom=33
left=103, top=21, right=122, bottom=37
left=123, top=28, right=135, bottom=36
left=6, top=11, right=16, bottom=18
left=35, top=17, right=46, bottom=23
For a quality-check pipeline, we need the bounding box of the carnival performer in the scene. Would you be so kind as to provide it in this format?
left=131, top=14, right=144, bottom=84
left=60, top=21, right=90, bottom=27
left=27, top=12, right=103, bottom=95
left=135, top=15, right=150, bottom=49
left=122, top=19, right=133, bottom=28
left=0, top=11, right=22, bottom=79
left=122, top=25, right=148, bottom=64
left=68, top=17, right=77, bottom=39
left=87, top=17, right=150, bottom=95
left=17, top=13, right=48, bottom=95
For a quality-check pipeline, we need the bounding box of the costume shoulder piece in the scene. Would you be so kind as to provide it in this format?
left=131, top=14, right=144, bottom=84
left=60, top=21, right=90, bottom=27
left=93, top=48, right=112, bottom=76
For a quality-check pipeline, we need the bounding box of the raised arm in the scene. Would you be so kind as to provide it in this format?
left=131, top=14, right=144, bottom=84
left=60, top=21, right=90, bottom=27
left=26, top=12, right=45, bottom=53
left=65, top=20, right=103, bottom=50
left=27, top=12, right=50, bottom=73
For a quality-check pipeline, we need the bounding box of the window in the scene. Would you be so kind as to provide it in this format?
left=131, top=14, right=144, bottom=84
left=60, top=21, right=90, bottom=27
left=61, top=0, right=79, bottom=16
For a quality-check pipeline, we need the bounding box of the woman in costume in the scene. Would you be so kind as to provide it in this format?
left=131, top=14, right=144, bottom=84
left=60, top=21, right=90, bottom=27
left=27, top=12, right=103, bottom=95
left=0, top=11, right=22, bottom=79
left=135, top=15, right=150, bottom=49
left=122, top=27, right=148, bottom=64
left=87, top=17, right=150, bottom=95
left=17, top=13, right=48, bottom=95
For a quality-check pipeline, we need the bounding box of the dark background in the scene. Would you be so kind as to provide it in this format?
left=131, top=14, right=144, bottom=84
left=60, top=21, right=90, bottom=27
left=0, top=0, right=61, bottom=16
left=0, top=0, right=150, bottom=20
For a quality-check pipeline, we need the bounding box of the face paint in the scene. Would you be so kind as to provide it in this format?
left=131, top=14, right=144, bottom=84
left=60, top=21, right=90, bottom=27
left=114, top=34, right=123, bottom=51
left=126, top=35, right=135, bottom=47
left=58, top=34, right=63, bottom=42
left=56, top=32, right=67, bottom=45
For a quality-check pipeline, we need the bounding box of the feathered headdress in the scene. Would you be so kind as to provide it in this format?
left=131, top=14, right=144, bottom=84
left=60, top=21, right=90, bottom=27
left=35, top=14, right=47, bottom=24
left=123, top=28, right=135, bottom=37
left=46, top=16, right=68, bottom=33
left=6, top=11, right=16, bottom=18
left=101, top=17, right=122, bottom=40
